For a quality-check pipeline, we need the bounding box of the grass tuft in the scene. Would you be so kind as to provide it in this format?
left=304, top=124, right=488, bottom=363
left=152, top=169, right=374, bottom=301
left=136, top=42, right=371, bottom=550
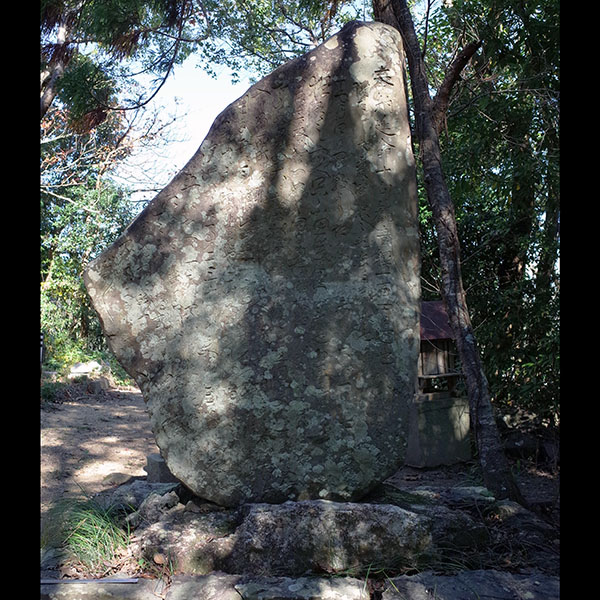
left=41, top=497, right=131, bottom=574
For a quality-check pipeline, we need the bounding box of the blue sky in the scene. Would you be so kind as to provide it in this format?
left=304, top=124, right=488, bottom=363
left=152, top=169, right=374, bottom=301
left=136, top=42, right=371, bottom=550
left=113, top=58, right=253, bottom=204
left=155, top=60, right=252, bottom=167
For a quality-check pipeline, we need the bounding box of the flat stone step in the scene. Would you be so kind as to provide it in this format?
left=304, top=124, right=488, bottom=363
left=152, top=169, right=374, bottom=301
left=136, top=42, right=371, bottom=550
left=40, top=577, right=168, bottom=600
left=40, top=570, right=560, bottom=600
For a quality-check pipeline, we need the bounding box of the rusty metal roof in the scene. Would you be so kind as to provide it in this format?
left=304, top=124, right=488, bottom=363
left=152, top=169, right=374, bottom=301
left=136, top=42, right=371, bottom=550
left=420, top=300, right=454, bottom=340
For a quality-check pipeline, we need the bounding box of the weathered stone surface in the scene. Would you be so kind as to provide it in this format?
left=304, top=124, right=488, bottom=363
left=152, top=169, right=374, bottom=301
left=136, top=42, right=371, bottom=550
left=93, top=479, right=179, bottom=512
left=84, top=20, right=420, bottom=506
left=40, top=571, right=559, bottom=600
left=223, top=500, right=431, bottom=575
left=127, top=495, right=493, bottom=577
left=405, top=392, right=471, bottom=467
left=143, top=452, right=181, bottom=484
left=130, top=502, right=240, bottom=574
left=167, top=574, right=246, bottom=600
left=40, top=578, right=168, bottom=600
left=166, top=574, right=369, bottom=600
left=233, top=575, right=368, bottom=600
left=385, top=570, right=560, bottom=600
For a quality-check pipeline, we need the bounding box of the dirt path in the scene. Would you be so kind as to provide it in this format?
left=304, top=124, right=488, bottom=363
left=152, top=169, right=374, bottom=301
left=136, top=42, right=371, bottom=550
left=41, top=384, right=159, bottom=518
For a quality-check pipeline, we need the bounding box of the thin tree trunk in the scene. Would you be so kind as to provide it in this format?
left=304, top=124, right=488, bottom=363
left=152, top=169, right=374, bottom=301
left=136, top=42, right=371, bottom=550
left=373, top=0, right=526, bottom=505
left=41, top=22, right=73, bottom=119
left=533, top=132, right=559, bottom=311
left=534, top=178, right=559, bottom=297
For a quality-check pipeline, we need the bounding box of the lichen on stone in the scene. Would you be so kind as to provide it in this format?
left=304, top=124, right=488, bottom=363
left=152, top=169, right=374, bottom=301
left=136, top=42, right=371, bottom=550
left=84, top=21, right=420, bottom=507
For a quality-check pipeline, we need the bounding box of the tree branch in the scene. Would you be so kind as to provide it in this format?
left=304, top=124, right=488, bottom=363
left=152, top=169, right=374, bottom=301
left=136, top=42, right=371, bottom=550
left=41, top=188, right=102, bottom=215
left=421, top=0, right=432, bottom=59
left=431, top=39, right=482, bottom=134
left=40, top=23, right=74, bottom=119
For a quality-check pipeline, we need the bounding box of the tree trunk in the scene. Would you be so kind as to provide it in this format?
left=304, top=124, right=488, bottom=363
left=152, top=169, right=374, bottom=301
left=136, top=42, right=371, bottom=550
left=41, top=22, right=74, bottom=119
left=372, top=0, right=526, bottom=505
left=534, top=176, right=559, bottom=298
left=497, top=116, right=536, bottom=291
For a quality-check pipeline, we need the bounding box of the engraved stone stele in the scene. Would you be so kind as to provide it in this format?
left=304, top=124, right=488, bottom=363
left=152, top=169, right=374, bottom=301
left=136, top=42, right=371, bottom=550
left=84, top=21, right=421, bottom=507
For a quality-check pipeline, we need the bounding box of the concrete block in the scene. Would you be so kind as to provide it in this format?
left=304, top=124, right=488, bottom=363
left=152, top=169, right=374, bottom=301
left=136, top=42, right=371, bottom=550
left=143, top=453, right=180, bottom=484
left=406, top=392, right=471, bottom=468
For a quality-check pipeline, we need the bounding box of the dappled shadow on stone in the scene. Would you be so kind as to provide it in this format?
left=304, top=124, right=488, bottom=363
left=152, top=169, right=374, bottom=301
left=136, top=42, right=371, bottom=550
left=86, top=21, right=421, bottom=507
left=121, top=471, right=558, bottom=580
left=221, top=499, right=432, bottom=577
left=83, top=21, right=426, bottom=521
left=78, top=22, right=562, bottom=591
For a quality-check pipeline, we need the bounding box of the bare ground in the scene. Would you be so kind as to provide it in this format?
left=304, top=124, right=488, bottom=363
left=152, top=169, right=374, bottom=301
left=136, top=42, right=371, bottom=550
left=40, top=381, right=159, bottom=520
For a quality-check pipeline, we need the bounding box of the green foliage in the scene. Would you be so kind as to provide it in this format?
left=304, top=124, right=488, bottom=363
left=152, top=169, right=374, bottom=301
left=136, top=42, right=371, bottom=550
left=40, top=179, right=136, bottom=362
left=190, top=0, right=364, bottom=82
left=415, top=0, right=559, bottom=422
left=41, top=0, right=196, bottom=129
left=42, top=0, right=364, bottom=117
left=41, top=103, right=140, bottom=370
left=40, top=380, right=70, bottom=403
left=56, top=54, right=116, bottom=129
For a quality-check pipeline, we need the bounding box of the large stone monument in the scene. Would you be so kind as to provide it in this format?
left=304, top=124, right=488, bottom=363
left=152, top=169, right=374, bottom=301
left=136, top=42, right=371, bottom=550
left=84, top=21, right=421, bottom=507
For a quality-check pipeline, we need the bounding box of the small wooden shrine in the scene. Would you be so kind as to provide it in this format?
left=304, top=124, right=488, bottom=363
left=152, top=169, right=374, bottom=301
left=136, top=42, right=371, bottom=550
left=418, top=300, right=462, bottom=394
left=406, top=299, right=471, bottom=467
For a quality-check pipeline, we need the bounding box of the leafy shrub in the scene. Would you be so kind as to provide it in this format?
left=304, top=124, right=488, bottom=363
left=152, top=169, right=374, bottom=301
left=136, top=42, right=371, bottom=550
left=40, top=380, right=69, bottom=403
